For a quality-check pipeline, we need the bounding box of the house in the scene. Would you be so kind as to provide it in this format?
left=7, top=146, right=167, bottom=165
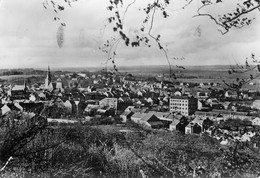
left=148, top=111, right=172, bottom=121
left=124, top=106, right=135, bottom=112
left=222, top=101, right=232, bottom=110
left=77, top=73, right=86, bottom=78
left=252, top=117, right=260, bottom=126
left=198, top=100, right=203, bottom=110
left=99, top=98, right=117, bottom=110
left=147, top=97, right=153, bottom=104
left=124, top=106, right=147, bottom=114
left=220, top=139, right=229, bottom=145
left=206, top=98, right=219, bottom=106
left=120, top=111, right=134, bottom=122
left=240, top=132, right=255, bottom=142
left=38, top=92, right=46, bottom=100
left=185, top=117, right=203, bottom=134
left=9, top=84, right=28, bottom=100
left=169, top=119, right=180, bottom=131
left=19, top=102, right=44, bottom=113
left=1, top=104, right=11, bottom=115
left=185, top=122, right=202, bottom=134
left=56, top=78, right=64, bottom=91
left=84, top=104, right=100, bottom=115
left=54, top=97, right=64, bottom=107
left=131, top=113, right=163, bottom=129
left=97, top=108, right=107, bottom=115
left=197, top=91, right=208, bottom=99
left=64, top=100, right=73, bottom=113
left=169, top=118, right=189, bottom=133
left=202, top=118, right=214, bottom=132
left=140, top=113, right=163, bottom=129
left=131, top=112, right=147, bottom=123
left=194, top=111, right=222, bottom=120
left=225, top=90, right=237, bottom=99
left=29, top=94, right=37, bottom=102
left=251, top=100, right=260, bottom=110
left=150, top=111, right=173, bottom=128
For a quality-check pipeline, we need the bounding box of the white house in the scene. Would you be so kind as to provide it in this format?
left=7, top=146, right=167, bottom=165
left=56, top=78, right=63, bottom=91
left=198, top=100, right=203, bottom=110
left=251, top=100, right=260, bottom=110
left=29, top=94, right=37, bottom=102
left=1, top=104, right=11, bottom=115
left=241, top=132, right=255, bottom=142
left=252, top=117, right=260, bottom=126
left=120, top=111, right=133, bottom=123
left=64, top=100, right=73, bottom=113
left=225, top=90, right=237, bottom=99
left=137, top=91, right=143, bottom=97
left=220, top=139, right=229, bottom=145
left=147, top=97, right=153, bottom=104
left=169, top=119, right=180, bottom=131
left=131, top=112, right=146, bottom=123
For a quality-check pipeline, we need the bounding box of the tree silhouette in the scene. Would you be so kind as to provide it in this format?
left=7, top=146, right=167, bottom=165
left=42, top=0, right=260, bottom=78
left=223, top=53, right=260, bottom=101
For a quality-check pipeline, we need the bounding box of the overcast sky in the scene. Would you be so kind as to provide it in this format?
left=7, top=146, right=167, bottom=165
left=0, top=0, right=260, bottom=69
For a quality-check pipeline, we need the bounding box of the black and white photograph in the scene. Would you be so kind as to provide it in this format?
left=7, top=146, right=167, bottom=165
left=0, top=0, right=260, bottom=177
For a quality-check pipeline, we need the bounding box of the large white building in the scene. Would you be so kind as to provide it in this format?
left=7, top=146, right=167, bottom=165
left=169, top=96, right=198, bottom=116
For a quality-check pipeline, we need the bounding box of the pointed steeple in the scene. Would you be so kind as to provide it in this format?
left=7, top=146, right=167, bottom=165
left=47, top=66, right=51, bottom=83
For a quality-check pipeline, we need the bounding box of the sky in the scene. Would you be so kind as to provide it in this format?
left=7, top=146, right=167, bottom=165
left=0, top=0, right=260, bottom=69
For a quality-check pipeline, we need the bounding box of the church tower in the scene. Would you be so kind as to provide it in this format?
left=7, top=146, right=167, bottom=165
left=45, top=66, right=51, bottom=89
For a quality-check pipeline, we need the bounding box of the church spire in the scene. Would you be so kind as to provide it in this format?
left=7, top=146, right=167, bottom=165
left=47, top=66, right=51, bottom=84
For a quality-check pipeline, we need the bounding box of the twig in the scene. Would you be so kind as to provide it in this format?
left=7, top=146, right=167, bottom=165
left=0, top=156, right=13, bottom=172
left=148, top=0, right=173, bottom=78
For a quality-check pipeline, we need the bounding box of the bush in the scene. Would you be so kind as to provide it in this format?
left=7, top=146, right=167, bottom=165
left=2, top=118, right=260, bottom=178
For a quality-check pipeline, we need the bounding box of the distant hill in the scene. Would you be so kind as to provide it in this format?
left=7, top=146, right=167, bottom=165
left=0, top=69, right=46, bottom=76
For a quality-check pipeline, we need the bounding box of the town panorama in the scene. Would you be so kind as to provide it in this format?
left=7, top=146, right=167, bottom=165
left=1, top=0, right=260, bottom=177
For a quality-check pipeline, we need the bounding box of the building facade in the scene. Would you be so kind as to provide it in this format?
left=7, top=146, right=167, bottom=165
left=45, top=66, right=52, bottom=90
left=169, top=96, right=198, bottom=116
left=99, top=98, right=118, bottom=110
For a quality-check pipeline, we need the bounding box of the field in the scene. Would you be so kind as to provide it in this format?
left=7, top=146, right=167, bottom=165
left=0, top=75, right=43, bottom=80
left=116, top=65, right=260, bottom=91
left=1, top=65, right=259, bottom=91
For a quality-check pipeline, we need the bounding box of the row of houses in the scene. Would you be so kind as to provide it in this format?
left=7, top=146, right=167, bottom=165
left=120, top=105, right=260, bottom=135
